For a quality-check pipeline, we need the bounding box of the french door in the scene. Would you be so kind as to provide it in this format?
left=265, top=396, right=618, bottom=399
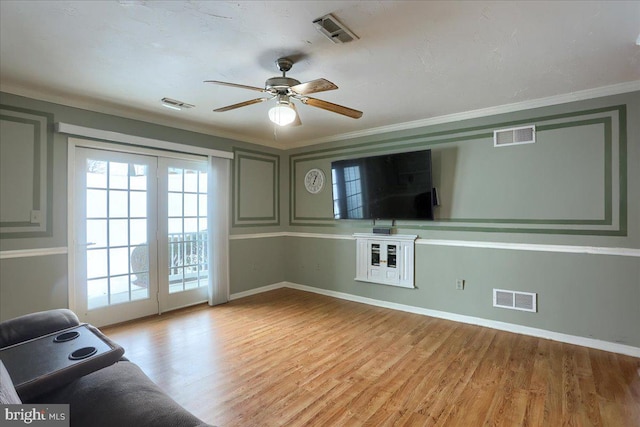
left=74, top=147, right=210, bottom=326
left=157, top=158, right=209, bottom=313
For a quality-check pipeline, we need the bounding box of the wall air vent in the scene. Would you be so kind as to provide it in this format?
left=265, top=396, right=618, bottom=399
left=313, top=13, right=359, bottom=44
left=493, top=125, right=535, bottom=147
left=493, top=289, right=537, bottom=312
left=161, top=97, right=195, bottom=111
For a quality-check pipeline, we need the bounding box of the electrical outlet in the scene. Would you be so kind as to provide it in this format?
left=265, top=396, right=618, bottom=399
left=456, top=279, right=465, bottom=290
left=30, top=210, right=42, bottom=224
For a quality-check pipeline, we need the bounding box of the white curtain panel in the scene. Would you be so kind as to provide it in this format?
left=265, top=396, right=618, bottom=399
left=207, top=156, right=231, bottom=306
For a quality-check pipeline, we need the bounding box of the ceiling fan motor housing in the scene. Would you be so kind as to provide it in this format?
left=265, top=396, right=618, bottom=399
left=265, top=77, right=301, bottom=93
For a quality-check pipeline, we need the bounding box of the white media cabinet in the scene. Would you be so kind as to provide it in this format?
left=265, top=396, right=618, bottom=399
left=353, top=233, right=418, bottom=288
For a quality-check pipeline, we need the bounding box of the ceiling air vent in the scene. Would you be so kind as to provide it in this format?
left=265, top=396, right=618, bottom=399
left=161, top=97, right=195, bottom=111
left=313, top=13, right=358, bottom=44
left=493, top=125, right=535, bottom=147
left=493, top=289, right=537, bottom=312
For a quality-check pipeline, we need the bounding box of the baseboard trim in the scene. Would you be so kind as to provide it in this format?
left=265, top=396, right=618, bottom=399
left=229, top=283, right=286, bottom=301
left=230, top=281, right=640, bottom=358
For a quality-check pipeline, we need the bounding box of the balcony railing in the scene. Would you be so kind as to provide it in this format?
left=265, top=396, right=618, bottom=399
left=130, top=231, right=208, bottom=288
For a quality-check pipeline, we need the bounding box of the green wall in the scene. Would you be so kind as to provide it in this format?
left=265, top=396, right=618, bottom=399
left=1, top=89, right=639, bottom=351
left=281, top=90, right=640, bottom=348
left=286, top=92, right=640, bottom=347
left=0, top=91, right=285, bottom=320
left=284, top=237, right=640, bottom=346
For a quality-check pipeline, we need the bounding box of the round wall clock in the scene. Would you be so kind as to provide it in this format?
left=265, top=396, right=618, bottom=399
left=304, top=168, right=325, bottom=194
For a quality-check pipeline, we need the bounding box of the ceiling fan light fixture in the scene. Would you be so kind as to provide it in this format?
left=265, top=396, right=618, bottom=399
left=268, top=102, right=296, bottom=126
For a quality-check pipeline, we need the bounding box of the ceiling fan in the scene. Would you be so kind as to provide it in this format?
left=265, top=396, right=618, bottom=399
left=205, top=57, right=363, bottom=126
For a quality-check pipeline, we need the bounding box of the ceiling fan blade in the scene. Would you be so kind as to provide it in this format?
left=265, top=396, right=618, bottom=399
left=213, top=97, right=271, bottom=112
left=300, top=97, right=363, bottom=119
left=290, top=78, right=338, bottom=95
left=290, top=102, right=302, bottom=126
left=204, top=80, right=266, bottom=93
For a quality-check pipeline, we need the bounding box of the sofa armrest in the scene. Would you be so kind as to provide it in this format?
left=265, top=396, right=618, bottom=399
left=0, top=309, right=80, bottom=348
left=32, top=361, right=212, bottom=426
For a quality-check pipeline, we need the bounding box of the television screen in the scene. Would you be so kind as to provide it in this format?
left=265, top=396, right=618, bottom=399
left=331, top=149, right=434, bottom=220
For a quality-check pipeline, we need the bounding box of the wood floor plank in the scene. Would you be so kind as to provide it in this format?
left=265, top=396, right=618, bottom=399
left=102, top=288, right=640, bottom=426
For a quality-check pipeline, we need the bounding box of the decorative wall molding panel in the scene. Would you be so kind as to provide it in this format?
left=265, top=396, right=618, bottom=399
left=0, top=105, right=53, bottom=237
left=232, top=148, right=280, bottom=227
left=289, top=104, right=627, bottom=236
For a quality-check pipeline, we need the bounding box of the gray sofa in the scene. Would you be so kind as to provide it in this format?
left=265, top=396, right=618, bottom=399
left=0, top=309, right=211, bottom=427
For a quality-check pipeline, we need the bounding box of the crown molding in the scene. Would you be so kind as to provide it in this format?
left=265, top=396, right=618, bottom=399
left=296, top=80, right=640, bottom=147
left=0, top=82, right=269, bottom=147
left=3, top=80, right=639, bottom=150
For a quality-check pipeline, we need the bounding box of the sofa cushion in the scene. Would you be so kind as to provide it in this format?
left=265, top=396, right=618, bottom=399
left=0, top=309, right=80, bottom=348
left=0, top=360, right=21, bottom=404
left=32, top=361, right=211, bottom=427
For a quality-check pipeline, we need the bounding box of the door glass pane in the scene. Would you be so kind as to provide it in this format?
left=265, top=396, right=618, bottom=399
left=130, top=219, right=147, bottom=245
left=85, top=156, right=150, bottom=310
left=168, top=218, right=182, bottom=236
left=131, top=244, right=149, bottom=290
left=168, top=167, right=182, bottom=191
left=167, top=167, right=208, bottom=294
left=87, top=219, right=107, bottom=248
left=109, top=247, right=130, bottom=276
left=86, top=189, right=107, bottom=218
left=109, top=190, right=128, bottom=217
left=87, top=249, right=108, bottom=279
left=131, top=275, right=149, bottom=301
left=199, top=195, right=207, bottom=216
left=168, top=193, right=182, bottom=216
left=184, top=170, right=198, bottom=192
left=388, top=245, right=397, bottom=268
left=130, top=164, right=147, bottom=190
left=86, top=160, right=107, bottom=188
left=198, top=173, right=207, bottom=193
left=87, top=278, right=108, bottom=310
left=130, top=191, right=147, bottom=217
left=184, top=218, right=198, bottom=234
left=184, top=193, right=198, bottom=217
left=110, top=275, right=130, bottom=305
left=109, top=219, right=128, bottom=247
left=109, top=162, right=129, bottom=189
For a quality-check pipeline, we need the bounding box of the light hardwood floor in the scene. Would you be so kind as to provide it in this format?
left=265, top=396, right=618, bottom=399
left=102, top=288, right=640, bottom=426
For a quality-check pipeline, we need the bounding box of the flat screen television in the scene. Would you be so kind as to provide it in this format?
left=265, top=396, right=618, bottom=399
left=331, top=149, right=434, bottom=220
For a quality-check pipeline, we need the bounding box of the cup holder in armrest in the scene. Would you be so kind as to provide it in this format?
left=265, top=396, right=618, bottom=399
left=53, top=331, right=80, bottom=343
left=69, top=346, right=97, bottom=360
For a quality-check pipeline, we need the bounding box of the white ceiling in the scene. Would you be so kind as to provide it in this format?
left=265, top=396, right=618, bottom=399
left=1, top=1, right=639, bottom=149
